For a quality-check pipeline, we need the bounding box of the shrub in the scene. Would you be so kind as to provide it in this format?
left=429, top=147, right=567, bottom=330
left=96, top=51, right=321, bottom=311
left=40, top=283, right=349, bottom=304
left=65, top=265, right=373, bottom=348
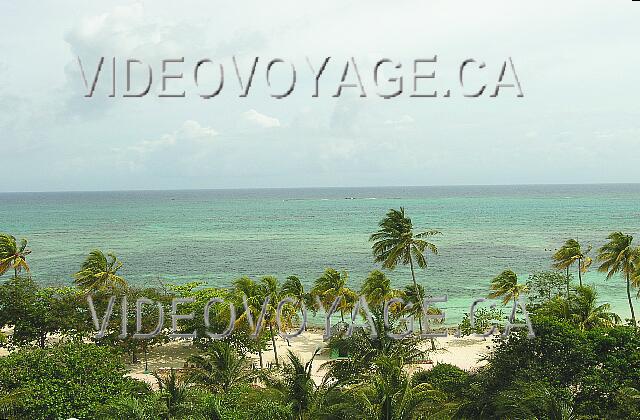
left=0, top=342, right=146, bottom=419
left=412, top=363, right=469, bottom=397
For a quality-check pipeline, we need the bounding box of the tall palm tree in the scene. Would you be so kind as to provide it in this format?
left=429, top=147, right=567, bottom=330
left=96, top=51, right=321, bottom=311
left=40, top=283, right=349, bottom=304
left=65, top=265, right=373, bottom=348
left=597, top=232, right=638, bottom=327
left=234, top=276, right=296, bottom=367
left=73, top=250, right=127, bottom=292
left=488, top=270, right=528, bottom=305
left=553, top=239, right=592, bottom=287
left=0, top=234, right=31, bottom=278
left=259, top=275, right=295, bottom=366
left=187, top=341, right=256, bottom=392
left=370, top=207, right=440, bottom=333
left=311, top=268, right=356, bottom=322
left=233, top=276, right=267, bottom=367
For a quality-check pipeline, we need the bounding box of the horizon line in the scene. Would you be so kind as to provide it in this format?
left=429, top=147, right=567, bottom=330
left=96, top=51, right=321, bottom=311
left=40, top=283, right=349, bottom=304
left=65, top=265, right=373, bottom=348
left=1, top=181, right=639, bottom=195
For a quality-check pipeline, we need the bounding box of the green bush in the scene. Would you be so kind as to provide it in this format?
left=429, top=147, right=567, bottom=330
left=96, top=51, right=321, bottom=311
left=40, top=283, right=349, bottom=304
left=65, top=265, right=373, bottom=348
left=412, top=363, right=469, bottom=397
left=0, top=342, right=146, bottom=419
left=457, top=307, right=504, bottom=337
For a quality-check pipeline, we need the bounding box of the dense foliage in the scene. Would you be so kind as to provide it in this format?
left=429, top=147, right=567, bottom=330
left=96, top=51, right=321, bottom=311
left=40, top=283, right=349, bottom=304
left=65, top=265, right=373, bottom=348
left=0, top=342, right=144, bottom=419
left=1, top=220, right=640, bottom=419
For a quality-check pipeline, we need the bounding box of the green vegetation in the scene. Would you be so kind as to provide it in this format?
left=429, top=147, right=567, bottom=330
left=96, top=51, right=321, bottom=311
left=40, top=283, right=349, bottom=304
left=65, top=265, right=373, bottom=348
left=74, top=249, right=128, bottom=292
left=597, top=232, right=639, bottom=327
left=370, top=207, right=441, bottom=333
left=553, top=238, right=592, bottom=287
left=487, top=270, right=527, bottom=305
left=1, top=213, right=640, bottom=419
left=0, top=342, right=144, bottom=419
left=0, top=234, right=30, bottom=278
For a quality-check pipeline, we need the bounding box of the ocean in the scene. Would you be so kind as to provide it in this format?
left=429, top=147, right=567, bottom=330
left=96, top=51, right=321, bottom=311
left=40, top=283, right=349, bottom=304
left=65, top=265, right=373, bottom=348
left=1, top=184, right=639, bottom=323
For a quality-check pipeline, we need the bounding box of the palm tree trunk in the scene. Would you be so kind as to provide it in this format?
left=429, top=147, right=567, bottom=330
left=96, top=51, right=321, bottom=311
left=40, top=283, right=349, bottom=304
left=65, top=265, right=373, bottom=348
left=268, top=321, right=279, bottom=366
left=258, top=350, right=264, bottom=368
left=566, top=267, right=570, bottom=298
left=384, top=395, right=392, bottom=420
left=627, top=272, right=637, bottom=328
left=578, top=258, right=582, bottom=287
left=14, top=267, right=18, bottom=278
left=408, top=255, right=423, bottom=334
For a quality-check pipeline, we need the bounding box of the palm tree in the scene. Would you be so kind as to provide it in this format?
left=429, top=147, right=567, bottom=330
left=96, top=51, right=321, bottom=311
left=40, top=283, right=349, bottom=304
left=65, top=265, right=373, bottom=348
left=553, top=239, right=592, bottom=287
left=370, top=207, right=440, bottom=333
left=322, top=312, right=426, bottom=385
left=311, top=268, right=356, bottom=322
left=488, top=270, right=528, bottom=305
left=234, top=276, right=267, bottom=367
left=325, top=355, right=447, bottom=419
left=360, top=270, right=398, bottom=307
left=98, top=394, right=165, bottom=419
left=488, top=380, right=576, bottom=420
left=282, top=275, right=313, bottom=314
left=258, top=275, right=295, bottom=366
left=0, top=234, right=31, bottom=278
left=568, top=286, right=620, bottom=331
left=234, top=276, right=296, bottom=367
left=0, top=389, right=27, bottom=418
left=74, top=250, right=127, bottom=292
left=269, top=350, right=320, bottom=419
left=597, top=232, right=638, bottom=327
left=540, top=286, right=621, bottom=331
left=188, top=341, right=256, bottom=392
left=401, top=284, right=442, bottom=350
left=152, top=368, right=198, bottom=419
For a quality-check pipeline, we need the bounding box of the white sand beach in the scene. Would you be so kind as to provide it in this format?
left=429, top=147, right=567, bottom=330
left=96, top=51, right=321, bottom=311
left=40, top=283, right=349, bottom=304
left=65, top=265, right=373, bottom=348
left=127, top=330, right=495, bottom=389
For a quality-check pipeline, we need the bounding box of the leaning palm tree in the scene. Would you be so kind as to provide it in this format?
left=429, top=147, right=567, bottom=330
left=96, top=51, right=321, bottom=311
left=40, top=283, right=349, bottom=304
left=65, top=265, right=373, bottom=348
left=598, top=232, right=639, bottom=327
left=73, top=249, right=128, bottom=292
left=0, top=233, right=31, bottom=278
left=553, top=239, right=592, bottom=287
left=370, top=207, right=440, bottom=334
left=488, top=270, right=528, bottom=305
left=311, top=268, right=356, bottom=322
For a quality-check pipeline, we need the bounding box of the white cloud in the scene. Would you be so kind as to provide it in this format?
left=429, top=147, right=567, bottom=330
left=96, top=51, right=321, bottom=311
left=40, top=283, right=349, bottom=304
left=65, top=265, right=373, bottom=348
left=130, top=120, right=217, bottom=155
left=243, top=109, right=281, bottom=128
left=3, top=0, right=640, bottom=190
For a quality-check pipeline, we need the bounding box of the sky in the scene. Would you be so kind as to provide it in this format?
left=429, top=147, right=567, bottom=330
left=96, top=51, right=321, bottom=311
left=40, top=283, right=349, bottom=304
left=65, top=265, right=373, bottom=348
left=0, top=0, right=639, bottom=192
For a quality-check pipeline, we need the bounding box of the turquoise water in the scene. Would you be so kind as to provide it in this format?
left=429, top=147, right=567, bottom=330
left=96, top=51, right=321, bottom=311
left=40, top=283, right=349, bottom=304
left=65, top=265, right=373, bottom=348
left=1, top=184, right=639, bottom=322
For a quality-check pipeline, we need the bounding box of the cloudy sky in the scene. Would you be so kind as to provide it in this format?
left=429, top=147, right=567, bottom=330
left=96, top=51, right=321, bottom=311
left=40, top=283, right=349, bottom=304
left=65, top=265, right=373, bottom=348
left=1, top=1, right=639, bottom=192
